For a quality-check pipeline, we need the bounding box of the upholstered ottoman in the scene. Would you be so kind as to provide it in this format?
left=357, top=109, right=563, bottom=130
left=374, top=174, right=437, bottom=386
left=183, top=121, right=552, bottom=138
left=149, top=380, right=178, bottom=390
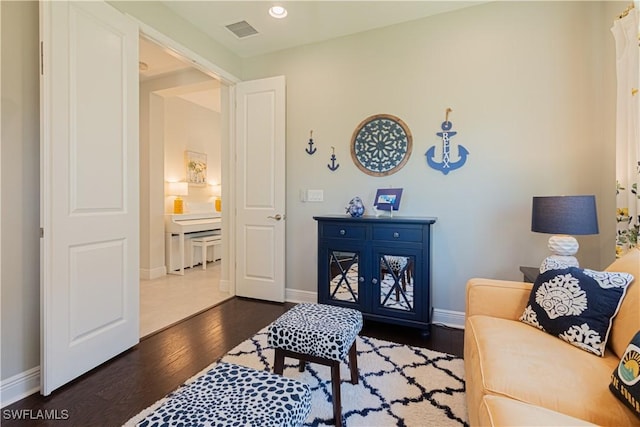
left=267, top=303, right=363, bottom=427
left=136, top=362, right=311, bottom=427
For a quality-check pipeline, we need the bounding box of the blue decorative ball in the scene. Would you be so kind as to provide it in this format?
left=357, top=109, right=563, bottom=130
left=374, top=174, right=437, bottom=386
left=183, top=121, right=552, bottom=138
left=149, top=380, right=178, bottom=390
left=346, top=197, right=365, bottom=217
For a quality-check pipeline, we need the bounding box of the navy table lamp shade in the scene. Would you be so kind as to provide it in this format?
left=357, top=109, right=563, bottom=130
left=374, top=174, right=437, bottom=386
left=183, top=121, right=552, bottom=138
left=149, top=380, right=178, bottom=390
left=531, top=195, right=599, bottom=235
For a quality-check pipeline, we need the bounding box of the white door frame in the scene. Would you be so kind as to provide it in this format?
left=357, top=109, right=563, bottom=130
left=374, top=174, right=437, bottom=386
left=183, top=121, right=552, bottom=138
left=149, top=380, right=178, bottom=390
left=133, top=19, right=240, bottom=295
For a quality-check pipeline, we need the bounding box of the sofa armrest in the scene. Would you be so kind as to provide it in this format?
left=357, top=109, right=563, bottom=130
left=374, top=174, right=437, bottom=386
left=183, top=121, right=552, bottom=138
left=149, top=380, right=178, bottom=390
left=466, top=278, right=533, bottom=321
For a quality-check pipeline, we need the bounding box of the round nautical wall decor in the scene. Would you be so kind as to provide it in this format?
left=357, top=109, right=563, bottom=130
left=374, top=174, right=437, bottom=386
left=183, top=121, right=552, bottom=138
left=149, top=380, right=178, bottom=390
left=350, top=114, right=413, bottom=177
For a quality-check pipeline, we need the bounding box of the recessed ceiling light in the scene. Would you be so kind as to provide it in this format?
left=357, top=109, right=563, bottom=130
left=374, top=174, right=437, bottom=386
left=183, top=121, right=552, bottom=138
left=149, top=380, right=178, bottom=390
left=269, top=5, right=287, bottom=19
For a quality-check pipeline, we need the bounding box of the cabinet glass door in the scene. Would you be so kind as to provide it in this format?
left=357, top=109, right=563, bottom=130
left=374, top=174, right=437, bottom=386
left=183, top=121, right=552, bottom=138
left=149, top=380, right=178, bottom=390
left=377, top=254, right=415, bottom=312
left=329, top=250, right=360, bottom=303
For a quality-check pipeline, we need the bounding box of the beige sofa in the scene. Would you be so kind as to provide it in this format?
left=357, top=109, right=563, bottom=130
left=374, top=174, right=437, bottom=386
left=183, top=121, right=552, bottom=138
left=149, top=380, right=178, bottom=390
left=464, top=248, right=640, bottom=426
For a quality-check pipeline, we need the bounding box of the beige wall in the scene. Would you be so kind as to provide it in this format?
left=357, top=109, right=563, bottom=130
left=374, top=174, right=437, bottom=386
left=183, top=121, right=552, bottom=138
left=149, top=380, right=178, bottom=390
left=0, top=0, right=628, bottom=401
left=163, top=95, right=221, bottom=209
left=1, top=0, right=40, bottom=384
left=241, top=1, right=624, bottom=312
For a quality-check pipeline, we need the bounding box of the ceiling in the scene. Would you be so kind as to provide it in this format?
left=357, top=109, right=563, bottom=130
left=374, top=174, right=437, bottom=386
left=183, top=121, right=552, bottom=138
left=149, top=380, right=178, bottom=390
left=160, top=1, right=482, bottom=58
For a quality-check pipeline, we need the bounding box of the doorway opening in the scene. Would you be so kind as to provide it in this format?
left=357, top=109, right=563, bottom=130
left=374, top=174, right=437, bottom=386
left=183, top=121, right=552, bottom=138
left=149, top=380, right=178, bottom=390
left=138, top=36, right=231, bottom=337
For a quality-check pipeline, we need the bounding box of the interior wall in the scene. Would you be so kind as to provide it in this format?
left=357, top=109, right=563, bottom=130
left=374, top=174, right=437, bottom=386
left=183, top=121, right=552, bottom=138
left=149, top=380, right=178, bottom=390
left=1, top=0, right=40, bottom=383
left=163, top=95, right=221, bottom=213
left=241, top=1, right=624, bottom=315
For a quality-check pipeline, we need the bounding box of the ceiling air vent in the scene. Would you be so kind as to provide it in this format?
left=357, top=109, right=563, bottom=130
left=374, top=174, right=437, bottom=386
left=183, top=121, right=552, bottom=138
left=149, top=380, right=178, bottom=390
left=225, top=21, right=259, bottom=39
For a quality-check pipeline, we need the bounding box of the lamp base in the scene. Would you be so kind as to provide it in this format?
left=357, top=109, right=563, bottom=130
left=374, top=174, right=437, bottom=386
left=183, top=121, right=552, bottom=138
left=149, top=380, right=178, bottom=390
left=548, top=235, right=579, bottom=256
left=174, top=197, right=184, bottom=214
left=539, top=235, right=580, bottom=273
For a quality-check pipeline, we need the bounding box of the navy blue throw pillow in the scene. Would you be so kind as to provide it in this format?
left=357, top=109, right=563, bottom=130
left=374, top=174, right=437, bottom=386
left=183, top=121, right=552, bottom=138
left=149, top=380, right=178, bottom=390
left=520, top=267, right=633, bottom=356
left=610, top=331, right=640, bottom=418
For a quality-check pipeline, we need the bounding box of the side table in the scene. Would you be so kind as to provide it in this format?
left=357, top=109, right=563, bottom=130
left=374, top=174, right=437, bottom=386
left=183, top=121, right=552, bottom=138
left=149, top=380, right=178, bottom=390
left=519, top=266, right=539, bottom=283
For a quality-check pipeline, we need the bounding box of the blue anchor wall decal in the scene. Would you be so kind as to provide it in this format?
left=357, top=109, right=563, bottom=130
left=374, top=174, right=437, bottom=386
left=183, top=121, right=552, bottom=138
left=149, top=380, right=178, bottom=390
left=426, top=108, right=469, bottom=175
left=305, top=130, right=317, bottom=155
left=327, top=146, right=340, bottom=171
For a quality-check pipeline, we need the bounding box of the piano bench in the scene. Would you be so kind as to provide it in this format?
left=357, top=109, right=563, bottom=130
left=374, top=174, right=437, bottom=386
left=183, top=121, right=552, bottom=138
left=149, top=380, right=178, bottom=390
left=190, top=235, right=222, bottom=270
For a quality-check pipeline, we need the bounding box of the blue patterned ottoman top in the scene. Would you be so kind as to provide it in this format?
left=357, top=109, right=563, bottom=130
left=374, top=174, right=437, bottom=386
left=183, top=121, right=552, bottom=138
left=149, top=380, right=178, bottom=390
left=268, top=303, right=363, bottom=361
left=136, top=362, right=311, bottom=427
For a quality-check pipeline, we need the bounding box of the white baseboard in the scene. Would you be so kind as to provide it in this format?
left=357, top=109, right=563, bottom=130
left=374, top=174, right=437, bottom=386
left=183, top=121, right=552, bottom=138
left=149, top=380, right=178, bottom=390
left=220, top=279, right=232, bottom=293
left=1, top=366, right=40, bottom=407
left=432, top=308, right=465, bottom=329
left=139, top=266, right=166, bottom=280
left=283, top=289, right=466, bottom=329
left=285, top=288, right=317, bottom=304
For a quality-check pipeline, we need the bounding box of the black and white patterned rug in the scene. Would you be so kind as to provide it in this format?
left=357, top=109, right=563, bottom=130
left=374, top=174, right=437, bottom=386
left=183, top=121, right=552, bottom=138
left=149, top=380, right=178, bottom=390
left=125, top=328, right=468, bottom=426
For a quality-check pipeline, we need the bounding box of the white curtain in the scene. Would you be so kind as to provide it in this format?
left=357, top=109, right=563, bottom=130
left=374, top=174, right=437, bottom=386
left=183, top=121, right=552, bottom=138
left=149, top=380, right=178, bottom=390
left=612, top=7, right=640, bottom=257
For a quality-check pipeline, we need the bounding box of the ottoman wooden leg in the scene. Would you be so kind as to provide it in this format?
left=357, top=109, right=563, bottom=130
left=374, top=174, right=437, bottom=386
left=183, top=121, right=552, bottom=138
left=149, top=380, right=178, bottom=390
left=298, top=359, right=306, bottom=372
left=348, top=341, right=359, bottom=385
left=330, top=361, right=342, bottom=427
left=274, top=348, right=285, bottom=375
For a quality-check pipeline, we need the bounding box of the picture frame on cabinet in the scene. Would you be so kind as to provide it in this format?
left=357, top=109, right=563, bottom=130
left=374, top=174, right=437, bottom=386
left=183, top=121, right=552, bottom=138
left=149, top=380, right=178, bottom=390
left=374, top=188, right=403, bottom=211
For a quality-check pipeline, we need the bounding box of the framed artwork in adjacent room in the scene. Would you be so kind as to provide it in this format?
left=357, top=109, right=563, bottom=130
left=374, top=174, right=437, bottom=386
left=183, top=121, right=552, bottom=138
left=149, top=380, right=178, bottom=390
left=185, top=151, right=207, bottom=185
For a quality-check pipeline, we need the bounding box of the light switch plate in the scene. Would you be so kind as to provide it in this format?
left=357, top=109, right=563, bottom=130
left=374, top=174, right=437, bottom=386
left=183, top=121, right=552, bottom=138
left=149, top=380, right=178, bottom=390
left=307, top=189, right=324, bottom=202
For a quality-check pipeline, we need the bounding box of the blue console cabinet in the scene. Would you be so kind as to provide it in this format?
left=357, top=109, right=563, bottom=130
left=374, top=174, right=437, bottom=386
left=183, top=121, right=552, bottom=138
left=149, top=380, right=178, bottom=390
left=314, top=215, right=436, bottom=336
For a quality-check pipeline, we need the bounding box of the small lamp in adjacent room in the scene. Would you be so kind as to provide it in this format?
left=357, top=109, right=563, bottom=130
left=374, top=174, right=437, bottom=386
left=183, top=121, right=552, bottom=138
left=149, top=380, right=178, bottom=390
left=208, top=182, right=222, bottom=212
left=168, top=182, right=188, bottom=214
left=531, top=195, right=599, bottom=269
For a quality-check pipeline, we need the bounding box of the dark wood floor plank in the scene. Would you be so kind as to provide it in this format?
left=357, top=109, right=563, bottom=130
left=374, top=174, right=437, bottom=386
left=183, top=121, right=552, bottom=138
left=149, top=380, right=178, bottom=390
left=1, top=298, right=463, bottom=426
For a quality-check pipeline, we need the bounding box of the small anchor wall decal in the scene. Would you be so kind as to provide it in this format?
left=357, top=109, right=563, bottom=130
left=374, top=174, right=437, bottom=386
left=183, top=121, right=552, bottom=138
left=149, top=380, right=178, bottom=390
left=425, top=108, right=469, bottom=175
left=327, top=146, right=340, bottom=171
left=305, top=130, right=317, bottom=155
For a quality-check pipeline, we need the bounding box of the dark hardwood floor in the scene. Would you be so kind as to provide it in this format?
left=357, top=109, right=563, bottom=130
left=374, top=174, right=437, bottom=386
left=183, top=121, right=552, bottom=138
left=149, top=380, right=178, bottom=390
left=1, top=298, right=464, bottom=426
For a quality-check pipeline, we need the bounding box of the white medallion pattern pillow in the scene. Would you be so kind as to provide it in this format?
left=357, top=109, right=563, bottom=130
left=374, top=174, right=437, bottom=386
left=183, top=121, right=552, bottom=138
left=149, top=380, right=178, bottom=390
left=539, top=256, right=579, bottom=273
left=520, top=267, right=634, bottom=356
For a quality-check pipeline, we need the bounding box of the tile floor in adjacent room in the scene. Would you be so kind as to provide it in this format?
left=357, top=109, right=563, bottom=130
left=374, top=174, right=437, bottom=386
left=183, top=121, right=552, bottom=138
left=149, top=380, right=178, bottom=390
left=140, top=261, right=232, bottom=337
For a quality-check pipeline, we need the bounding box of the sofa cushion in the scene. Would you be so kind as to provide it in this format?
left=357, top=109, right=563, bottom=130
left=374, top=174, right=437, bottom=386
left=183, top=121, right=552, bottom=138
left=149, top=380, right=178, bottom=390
left=606, top=248, right=640, bottom=358
left=519, top=267, right=633, bottom=356
left=479, top=395, right=597, bottom=426
left=466, top=315, right=638, bottom=426
left=610, top=330, right=640, bottom=418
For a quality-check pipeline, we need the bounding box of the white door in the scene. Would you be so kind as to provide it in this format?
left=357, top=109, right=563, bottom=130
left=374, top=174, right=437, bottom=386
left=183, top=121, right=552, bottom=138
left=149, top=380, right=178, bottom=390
left=40, top=1, right=139, bottom=395
left=235, top=76, right=286, bottom=302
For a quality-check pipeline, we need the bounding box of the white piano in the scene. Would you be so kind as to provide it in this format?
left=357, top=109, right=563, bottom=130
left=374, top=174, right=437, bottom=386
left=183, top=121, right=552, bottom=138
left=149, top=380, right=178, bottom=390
left=165, top=211, right=222, bottom=275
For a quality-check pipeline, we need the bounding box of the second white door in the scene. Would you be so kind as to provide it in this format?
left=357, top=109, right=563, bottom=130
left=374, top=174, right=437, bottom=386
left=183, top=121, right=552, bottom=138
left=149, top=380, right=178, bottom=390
left=234, top=76, right=286, bottom=302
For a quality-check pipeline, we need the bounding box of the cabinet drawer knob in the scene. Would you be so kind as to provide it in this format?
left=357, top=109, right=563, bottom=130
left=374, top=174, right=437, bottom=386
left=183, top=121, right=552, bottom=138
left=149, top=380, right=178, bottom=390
left=393, top=232, right=400, bottom=238
left=371, top=278, right=378, bottom=285
left=339, top=229, right=346, bottom=235
left=359, top=277, right=364, bottom=283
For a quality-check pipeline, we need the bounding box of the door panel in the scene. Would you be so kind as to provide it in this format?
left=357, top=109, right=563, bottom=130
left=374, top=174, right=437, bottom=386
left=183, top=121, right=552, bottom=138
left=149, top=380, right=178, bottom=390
left=40, top=0, right=139, bottom=395
left=235, top=76, right=286, bottom=302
